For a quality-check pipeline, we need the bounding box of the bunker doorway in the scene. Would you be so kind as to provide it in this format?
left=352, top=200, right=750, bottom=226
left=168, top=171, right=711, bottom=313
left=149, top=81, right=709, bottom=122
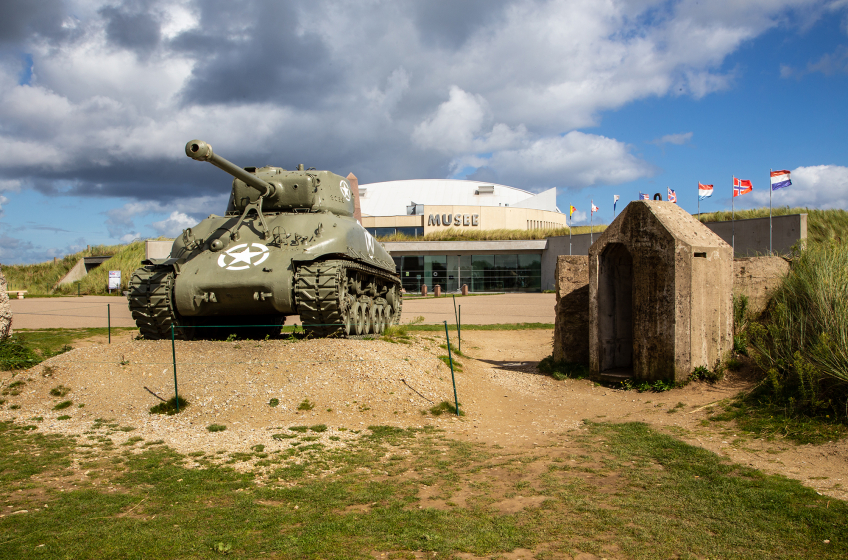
left=598, top=243, right=633, bottom=376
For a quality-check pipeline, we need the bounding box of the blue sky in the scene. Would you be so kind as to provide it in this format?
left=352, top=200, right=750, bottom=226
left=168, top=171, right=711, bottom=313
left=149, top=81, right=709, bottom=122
left=0, top=0, right=847, bottom=263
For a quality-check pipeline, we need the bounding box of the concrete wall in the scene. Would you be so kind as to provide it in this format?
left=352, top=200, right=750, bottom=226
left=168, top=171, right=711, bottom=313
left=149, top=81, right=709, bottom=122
left=55, top=258, right=88, bottom=286
left=702, top=214, right=806, bottom=256
left=733, top=256, right=790, bottom=315
left=146, top=240, right=174, bottom=260
left=553, top=256, right=589, bottom=363
left=540, top=214, right=804, bottom=289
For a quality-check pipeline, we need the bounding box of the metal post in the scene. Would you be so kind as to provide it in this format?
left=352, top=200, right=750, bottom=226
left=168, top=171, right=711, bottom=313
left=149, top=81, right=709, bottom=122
left=171, top=324, right=180, bottom=413
left=77, top=282, right=80, bottom=297
left=443, top=321, right=460, bottom=416
left=569, top=213, right=572, bottom=255
left=769, top=168, right=773, bottom=255
left=458, top=305, right=461, bottom=354
left=452, top=294, right=458, bottom=328
left=732, top=176, right=735, bottom=256
left=107, top=304, right=111, bottom=344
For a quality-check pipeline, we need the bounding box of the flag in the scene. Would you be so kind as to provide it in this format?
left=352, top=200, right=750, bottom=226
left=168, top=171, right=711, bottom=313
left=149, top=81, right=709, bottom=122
left=591, top=202, right=599, bottom=213
left=698, top=182, right=713, bottom=200
left=569, top=205, right=576, bottom=217
left=733, top=177, right=753, bottom=197
left=667, top=188, right=677, bottom=203
left=639, top=192, right=649, bottom=200
left=613, top=194, right=619, bottom=212
left=770, top=170, right=792, bottom=191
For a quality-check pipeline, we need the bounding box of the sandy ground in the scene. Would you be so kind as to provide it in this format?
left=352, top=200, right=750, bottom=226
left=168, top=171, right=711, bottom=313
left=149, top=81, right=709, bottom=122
left=1, top=328, right=845, bottom=501
left=9, top=293, right=555, bottom=330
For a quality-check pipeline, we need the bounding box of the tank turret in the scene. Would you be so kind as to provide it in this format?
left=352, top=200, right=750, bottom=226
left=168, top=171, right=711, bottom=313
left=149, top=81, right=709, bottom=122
left=126, top=140, right=401, bottom=340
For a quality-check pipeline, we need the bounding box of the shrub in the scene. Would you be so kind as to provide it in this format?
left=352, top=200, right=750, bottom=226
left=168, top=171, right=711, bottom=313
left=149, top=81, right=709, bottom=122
left=268, top=398, right=279, bottom=407
left=297, top=399, right=315, bottom=411
left=537, top=356, right=589, bottom=380
left=749, top=241, right=848, bottom=417
left=50, top=385, right=71, bottom=397
left=53, top=400, right=73, bottom=410
left=207, top=424, right=227, bottom=432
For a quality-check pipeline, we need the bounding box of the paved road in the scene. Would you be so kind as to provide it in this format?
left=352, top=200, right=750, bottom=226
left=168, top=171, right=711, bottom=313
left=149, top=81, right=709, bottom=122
left=9, top=296, right=135, bottom=330
left=8, top=293, right=556, bottom=330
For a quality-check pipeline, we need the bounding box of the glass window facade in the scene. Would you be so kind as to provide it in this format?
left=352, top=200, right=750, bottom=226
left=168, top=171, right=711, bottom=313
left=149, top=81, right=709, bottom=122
left=366, top=227, right=424, bottom=238
left=392, top=253, right=541, bottom=293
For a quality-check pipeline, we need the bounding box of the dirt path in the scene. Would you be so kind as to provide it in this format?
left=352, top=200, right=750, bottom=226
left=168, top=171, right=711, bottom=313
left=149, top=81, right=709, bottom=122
left=1, top=328, right=845, bottom=500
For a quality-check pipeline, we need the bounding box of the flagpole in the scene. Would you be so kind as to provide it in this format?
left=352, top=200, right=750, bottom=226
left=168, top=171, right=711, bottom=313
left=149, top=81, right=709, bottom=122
left=769, top=168, right=773, bottom=255
left=590, top=201, right=593, bottom=244
left=697, top=182, right=700, bottom=221
left=569, top=212, right=572, bottom=256
left=732, top=176, right=735, bottom=256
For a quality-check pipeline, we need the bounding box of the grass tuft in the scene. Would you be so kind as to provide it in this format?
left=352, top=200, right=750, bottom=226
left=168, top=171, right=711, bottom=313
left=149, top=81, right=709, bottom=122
left=428, top=401, right=464, bottom=416
left=537, top=356, right=589, bottom=380
left=206, top=423, right=227, bottom=432
left=53, top=400, right=73, bottom=410
left=148, top=396, right=188, bottom=415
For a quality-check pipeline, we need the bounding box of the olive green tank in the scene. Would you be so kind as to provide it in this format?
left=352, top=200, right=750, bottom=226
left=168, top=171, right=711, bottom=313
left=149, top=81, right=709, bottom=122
left=127, top=139, right=401, bottom=339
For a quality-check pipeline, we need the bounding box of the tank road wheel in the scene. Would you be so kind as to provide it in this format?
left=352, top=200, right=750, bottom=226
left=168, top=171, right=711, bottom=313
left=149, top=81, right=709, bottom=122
left=381, top=305, right=393, bottom=332
left=362, top=299, right=374, bottom=335
left=343, top=295, right=357, bottom=336
left=371, top=305, right=384, bottom=335
left=352, top=302, right=365, bottom=335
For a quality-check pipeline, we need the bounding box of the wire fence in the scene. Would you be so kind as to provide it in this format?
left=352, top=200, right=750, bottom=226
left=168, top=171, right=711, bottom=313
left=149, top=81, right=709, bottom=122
left=1, top=300, right=465, bottom=416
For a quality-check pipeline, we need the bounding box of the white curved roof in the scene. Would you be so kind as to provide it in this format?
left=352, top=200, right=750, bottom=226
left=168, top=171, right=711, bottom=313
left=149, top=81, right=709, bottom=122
left=358, top=179, right=559, bottom=216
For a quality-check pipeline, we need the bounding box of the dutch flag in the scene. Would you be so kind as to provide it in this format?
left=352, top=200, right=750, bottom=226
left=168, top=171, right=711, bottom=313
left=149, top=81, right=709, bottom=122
left=698, top=182, right=713, bottom=200
left=770, top=170, right=792, bottom=191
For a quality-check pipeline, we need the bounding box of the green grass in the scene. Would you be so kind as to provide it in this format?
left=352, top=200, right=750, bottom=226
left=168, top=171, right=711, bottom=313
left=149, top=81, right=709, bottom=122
left=206, top=423, right=227, bottom=432
left=709, top=393, right=848, bottom=444
left=0, top=419, right=844, bottom=559
left=438, top=355, right=463, bottom=372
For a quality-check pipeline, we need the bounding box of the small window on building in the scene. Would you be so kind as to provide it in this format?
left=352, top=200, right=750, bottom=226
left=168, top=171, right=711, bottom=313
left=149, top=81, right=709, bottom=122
left=694, top=252, right=707, bottom=258
left=475, top=185, right=495, bottom=195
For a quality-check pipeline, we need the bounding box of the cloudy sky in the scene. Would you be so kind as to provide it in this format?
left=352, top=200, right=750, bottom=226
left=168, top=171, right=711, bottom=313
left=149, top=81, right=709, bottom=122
left=1, top=0, right=847, bottom=263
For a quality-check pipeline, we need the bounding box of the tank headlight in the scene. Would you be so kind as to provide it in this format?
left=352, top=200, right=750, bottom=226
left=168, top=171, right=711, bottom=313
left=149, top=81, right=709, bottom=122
left=210, top=239, right=224, bottom=252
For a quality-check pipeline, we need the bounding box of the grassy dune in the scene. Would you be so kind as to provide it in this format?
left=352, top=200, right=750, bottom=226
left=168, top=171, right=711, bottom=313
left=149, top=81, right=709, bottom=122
left=3, top=241, right=151, bottom=295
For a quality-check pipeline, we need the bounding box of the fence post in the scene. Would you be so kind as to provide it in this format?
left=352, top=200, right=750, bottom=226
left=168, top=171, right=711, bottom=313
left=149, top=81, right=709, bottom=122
left=107, top=304, right=111, bottom=344
left=458, top=305, right=461, bottom=354
left=171, top=324, right=180, bottom=412
left=443, top=321, right=460, bottom=416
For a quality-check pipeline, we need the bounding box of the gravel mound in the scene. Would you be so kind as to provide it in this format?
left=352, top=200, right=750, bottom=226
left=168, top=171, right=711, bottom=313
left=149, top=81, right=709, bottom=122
left=0, top=338, right=459, bottom=456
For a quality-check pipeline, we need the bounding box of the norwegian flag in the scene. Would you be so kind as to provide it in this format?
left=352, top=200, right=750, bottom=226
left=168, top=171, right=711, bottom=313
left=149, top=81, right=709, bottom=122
left=698, top=182, right=713, bottom=200
left=733, top=177, right=753, bottom=197
left=591, top=202, right=599, bottom=213
left=667, top=188, right=677, bottom=204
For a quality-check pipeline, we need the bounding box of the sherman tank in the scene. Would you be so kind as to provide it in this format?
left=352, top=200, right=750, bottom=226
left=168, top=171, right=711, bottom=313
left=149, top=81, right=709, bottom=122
left=127, top=139, right=401, bottom=339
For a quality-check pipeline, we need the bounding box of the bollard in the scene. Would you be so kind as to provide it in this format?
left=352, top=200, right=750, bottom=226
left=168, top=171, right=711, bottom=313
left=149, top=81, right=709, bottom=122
left=434, top=285, right=441, bottom=297
left=461, top=284, right=469, bottom=296
left=421, top=285, right=428, bottom=297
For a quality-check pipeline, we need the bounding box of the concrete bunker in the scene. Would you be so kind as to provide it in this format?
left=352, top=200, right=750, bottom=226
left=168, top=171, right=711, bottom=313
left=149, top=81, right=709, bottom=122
left=589, top=201, right=733, bottom=383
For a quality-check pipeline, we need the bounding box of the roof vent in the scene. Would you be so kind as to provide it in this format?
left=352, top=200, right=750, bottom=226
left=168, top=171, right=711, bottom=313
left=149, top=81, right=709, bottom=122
left=358, top=187, right=367, bottom=196
left=475, top=185, right=495, bottom=195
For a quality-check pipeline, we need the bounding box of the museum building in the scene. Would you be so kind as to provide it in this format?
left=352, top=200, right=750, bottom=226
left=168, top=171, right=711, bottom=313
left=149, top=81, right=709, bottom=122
left=358, top=179, right=568, bottom=293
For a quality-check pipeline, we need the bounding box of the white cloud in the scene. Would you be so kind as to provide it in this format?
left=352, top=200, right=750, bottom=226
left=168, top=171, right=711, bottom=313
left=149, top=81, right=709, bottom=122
left=457, top=131, right=657, bottom=189
left=570, top=210, right=589, bottom=224
left=749, top=165, right=848, bottom=208
left=120, top=232, right=142, bottom=243
left=0, top=195, right=8, bottom=218
left=150, top=211, right=198, bottom=237
left=651, top=132, right=694, bottom=146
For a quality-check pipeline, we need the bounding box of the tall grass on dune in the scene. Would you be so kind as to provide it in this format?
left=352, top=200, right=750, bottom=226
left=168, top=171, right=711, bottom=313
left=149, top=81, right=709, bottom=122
left=377, top=225, right=607, bottom=242
left=748, top=241, right=848, bottom=417
left=3, top=244, right=125, bottom=294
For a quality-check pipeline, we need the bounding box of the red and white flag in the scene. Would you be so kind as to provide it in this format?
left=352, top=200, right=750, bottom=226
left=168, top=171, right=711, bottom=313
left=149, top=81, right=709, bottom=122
left=591, top=202, right=599, bottom=213
left=733, top=177, right=753, bottom=197
left=698, top=182, right=713, bottom=200
left=667, top=188, right=677, bottom=204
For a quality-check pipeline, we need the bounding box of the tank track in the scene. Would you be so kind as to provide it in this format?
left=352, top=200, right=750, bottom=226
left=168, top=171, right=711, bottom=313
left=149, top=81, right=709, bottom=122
left=294, top=259, right=402, bottom=337
left=127, top=264, right=193, bottom=340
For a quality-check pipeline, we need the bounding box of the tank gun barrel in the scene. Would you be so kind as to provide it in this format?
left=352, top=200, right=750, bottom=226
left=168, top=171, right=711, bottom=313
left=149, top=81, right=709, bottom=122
left=185, top=139, right=270, bottom=196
